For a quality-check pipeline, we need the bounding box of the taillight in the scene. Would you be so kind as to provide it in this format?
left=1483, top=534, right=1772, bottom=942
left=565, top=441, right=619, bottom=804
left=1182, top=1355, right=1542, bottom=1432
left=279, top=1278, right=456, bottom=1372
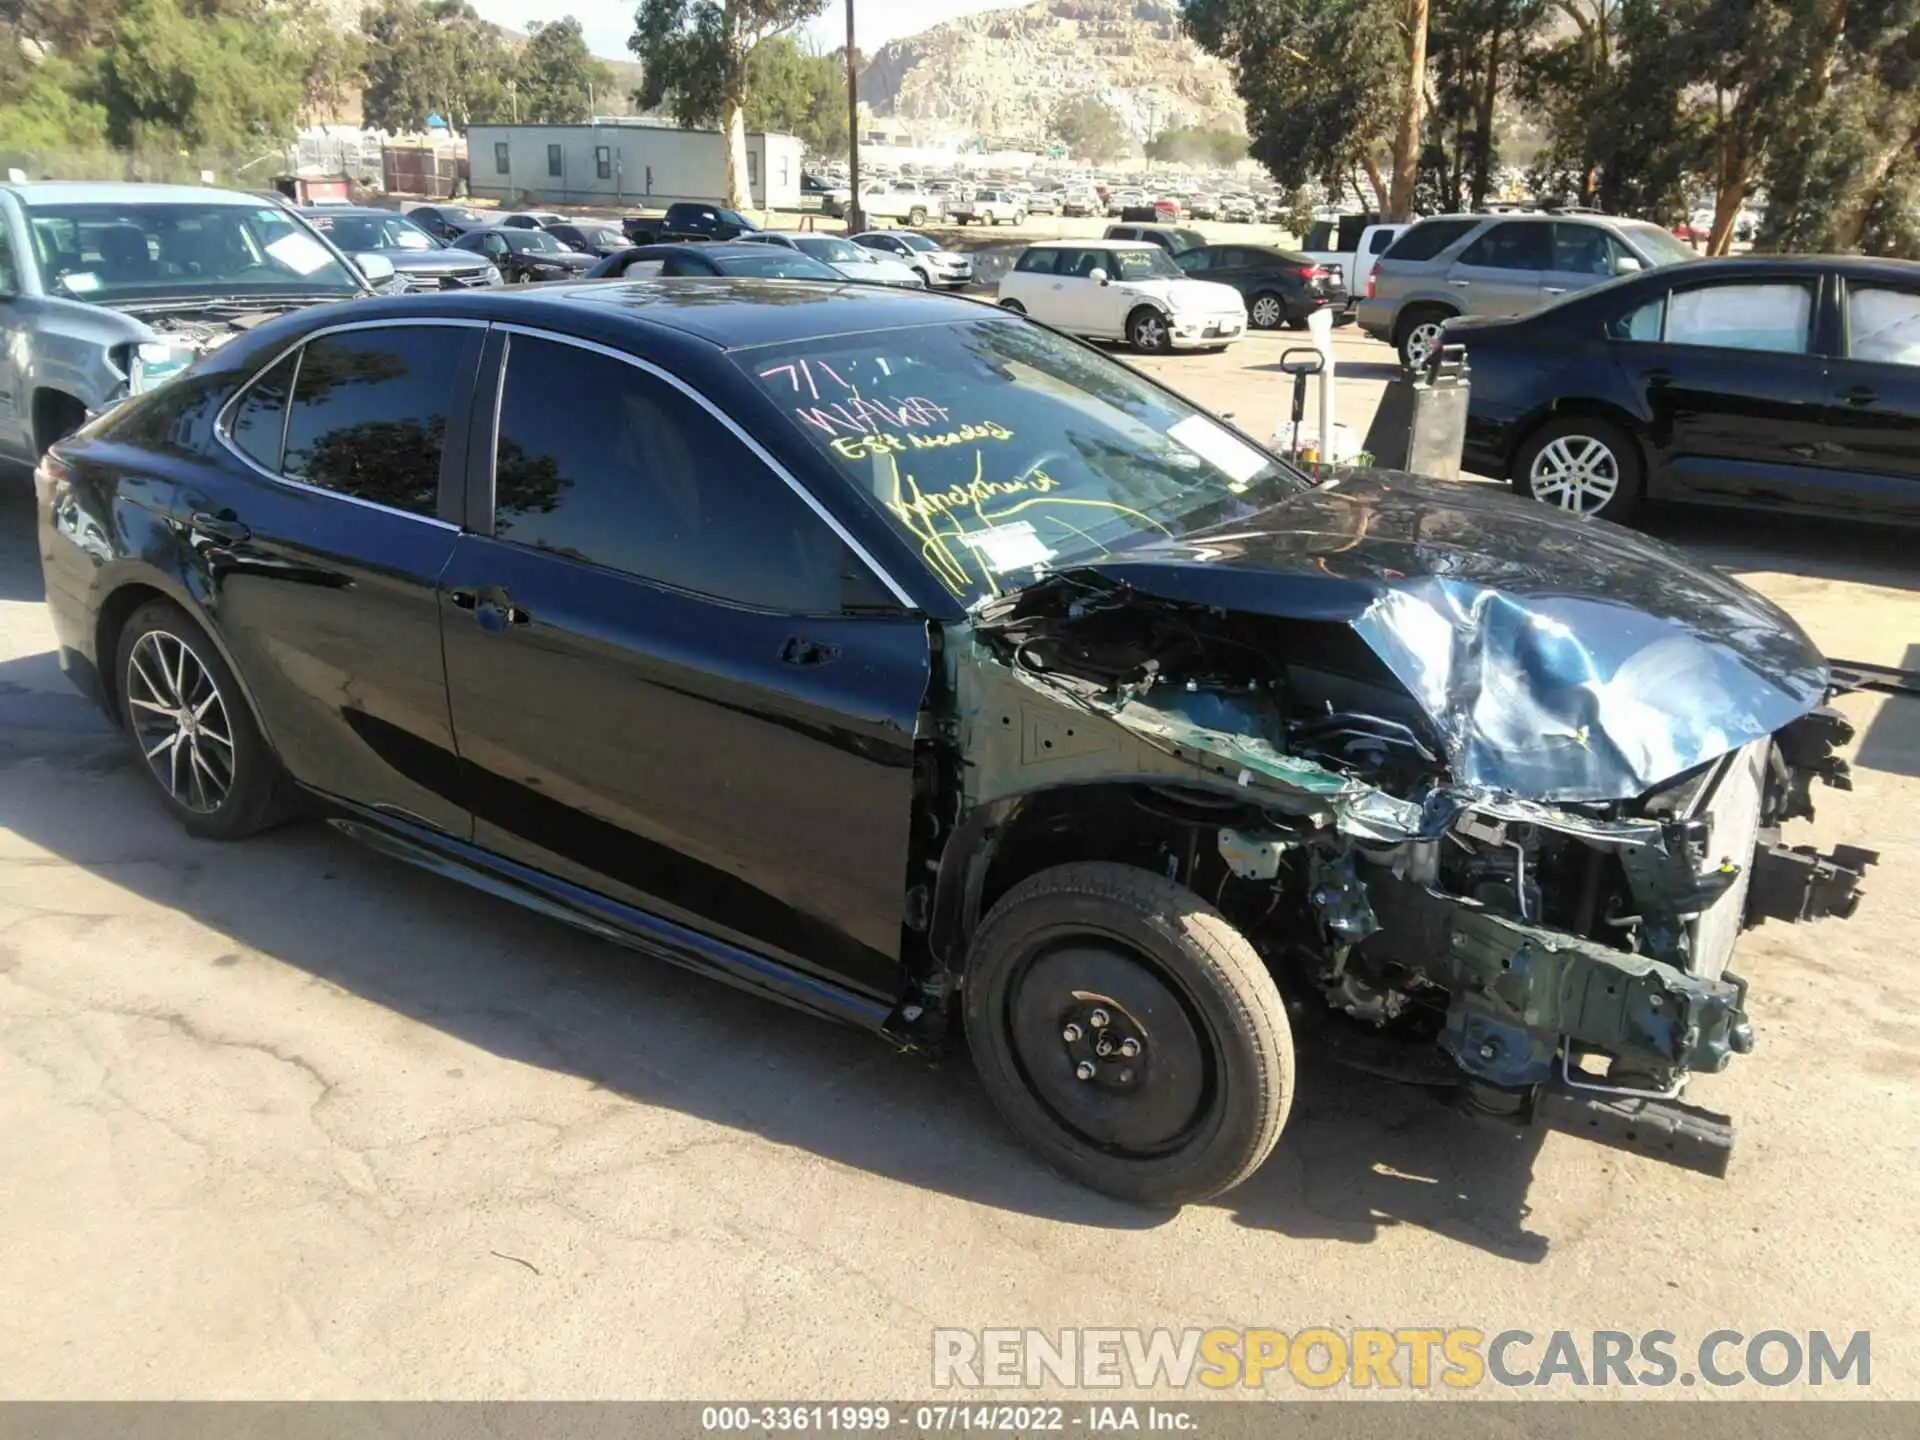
left=1366, top=270, right=1378, bottom=299
left=1295, top=265, right=1331, bottom=282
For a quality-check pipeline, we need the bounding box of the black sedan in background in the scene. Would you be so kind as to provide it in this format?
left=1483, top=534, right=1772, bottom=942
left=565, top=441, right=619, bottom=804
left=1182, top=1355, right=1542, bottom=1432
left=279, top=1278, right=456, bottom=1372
left=1172, top=244, right=1350, bottom=330
left=1457, top=254, right=1920, bottom=524
left=547, top=221, right=628, bottom=257
left=405, top=204, right=489, bottom=242
left=300, top=207, right=503, bottom=291
left=33, top=281, right=1865, bottom=1203
left=585, top=242, right=843, bottom=281
left=449, top=226, right=597, bottom=283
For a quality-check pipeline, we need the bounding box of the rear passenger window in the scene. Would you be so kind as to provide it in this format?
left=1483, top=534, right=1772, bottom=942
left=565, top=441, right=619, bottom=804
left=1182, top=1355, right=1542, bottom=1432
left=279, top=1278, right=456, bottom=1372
left=1382, top=218, right=1478, bottom=262
left=1014, top=248, right=1058, bottom=274
left=1848, top=287, right=1920, bottom=366
left=227, top=350, right=297, bottom=470
left=1609, top=295, right=1666, bottom=342
left=1666, top=283, right=1813, bottom=353
left=1458, top=221, right=1551, bottom=271
left=278, top=327, right=467, bottom=517
left=490, top=335, right=891, bottom=614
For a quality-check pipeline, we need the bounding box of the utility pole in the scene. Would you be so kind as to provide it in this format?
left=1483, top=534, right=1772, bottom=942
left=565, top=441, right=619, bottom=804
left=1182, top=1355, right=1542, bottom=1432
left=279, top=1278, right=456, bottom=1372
left=845, top=0, right=862, bottom=232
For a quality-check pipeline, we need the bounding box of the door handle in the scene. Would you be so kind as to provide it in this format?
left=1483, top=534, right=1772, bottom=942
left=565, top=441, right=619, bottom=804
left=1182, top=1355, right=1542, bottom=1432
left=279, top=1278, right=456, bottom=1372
left=1543, top=286, right=1567, bottom=295
left=450, top=587, right=530, bottom=630
left=186, top=511, right=250, bottom=547
left=779, top=636, right=840, bottom=667
left=1643, top=367, right=1673, bottom=389
left=1448, top=279, right=1471, bottom=288
left=1839, top=383, right=1877, bottom=406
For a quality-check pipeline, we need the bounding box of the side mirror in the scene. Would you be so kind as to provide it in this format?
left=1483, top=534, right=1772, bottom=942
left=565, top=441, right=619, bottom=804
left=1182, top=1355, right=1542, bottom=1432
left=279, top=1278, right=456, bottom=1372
left=1089, top=267, right=1109, bottom=285
left=1613, top=254, right=1643, bottom=275
left=354, top=253, right=396, bottom=285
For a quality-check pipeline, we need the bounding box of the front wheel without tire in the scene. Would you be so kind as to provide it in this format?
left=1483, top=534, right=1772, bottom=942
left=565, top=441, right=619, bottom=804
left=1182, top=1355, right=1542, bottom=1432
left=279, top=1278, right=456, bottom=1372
left=114, top=599, right=298, bottom=840
left=1511, top=415, right=1645, bottom=524
left=963, top=861, right=1295, bottom=1205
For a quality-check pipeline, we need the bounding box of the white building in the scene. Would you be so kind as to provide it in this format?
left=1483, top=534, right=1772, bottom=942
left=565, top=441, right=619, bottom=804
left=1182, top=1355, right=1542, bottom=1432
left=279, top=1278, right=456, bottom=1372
left=464, top=121, right=804, bottom=210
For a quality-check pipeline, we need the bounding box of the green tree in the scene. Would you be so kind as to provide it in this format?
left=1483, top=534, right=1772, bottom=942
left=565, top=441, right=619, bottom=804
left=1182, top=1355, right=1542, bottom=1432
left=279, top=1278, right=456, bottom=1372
left=744, top=36, right=846, bottom=156
left=360, top=0, right=514, bottom=132
left=1144, top=124, right=1248, bottom=168
left=1048, top=95, right=1129, bottom=162
left=1420, top=0, right=1545, bottom=212
left=517, top=17, right=613, bottom=123
left=1182, top=0, right=1417, bottom=216
left=629, top=0, right=828, bottom=208
left=96, top=0, right=304, bottom=152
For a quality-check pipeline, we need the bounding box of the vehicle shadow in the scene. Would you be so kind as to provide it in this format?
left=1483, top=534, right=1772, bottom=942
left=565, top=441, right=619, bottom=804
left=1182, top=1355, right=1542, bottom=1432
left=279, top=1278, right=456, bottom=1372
left=0, top=478, right=45, bottom=604
left=1852, top=644, right=1920, bottom=780
left=0, top=667, right=1554, bottom=1262
left=1644, top=504, right=1920, bottom=592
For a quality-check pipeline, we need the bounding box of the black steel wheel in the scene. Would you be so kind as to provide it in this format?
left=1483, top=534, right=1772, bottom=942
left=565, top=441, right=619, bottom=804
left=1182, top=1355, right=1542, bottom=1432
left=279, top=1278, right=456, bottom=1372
left=114, top=599, right=298, bottom=840
left=964, top=862, right=1294, bottom=1205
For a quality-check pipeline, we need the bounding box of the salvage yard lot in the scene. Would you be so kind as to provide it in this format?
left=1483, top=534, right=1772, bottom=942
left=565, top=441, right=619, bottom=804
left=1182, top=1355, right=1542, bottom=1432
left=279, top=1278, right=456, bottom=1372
left=1, top=327, right=1917, bottom=1399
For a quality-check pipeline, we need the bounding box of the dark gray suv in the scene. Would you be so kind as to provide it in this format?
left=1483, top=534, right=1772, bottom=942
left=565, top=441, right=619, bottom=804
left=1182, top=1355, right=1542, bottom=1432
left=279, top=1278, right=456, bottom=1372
left=1359, top=212, right=1697, bottom=367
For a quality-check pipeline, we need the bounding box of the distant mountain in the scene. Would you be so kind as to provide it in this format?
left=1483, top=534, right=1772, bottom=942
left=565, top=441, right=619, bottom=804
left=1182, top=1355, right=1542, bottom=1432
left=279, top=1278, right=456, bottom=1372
left=860, top=0, right=1245, bottom=148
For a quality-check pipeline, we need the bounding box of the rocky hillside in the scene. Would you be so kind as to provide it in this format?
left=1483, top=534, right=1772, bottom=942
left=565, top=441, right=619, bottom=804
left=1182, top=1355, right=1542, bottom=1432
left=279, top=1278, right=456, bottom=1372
left=860, top=0, right=1245, bottom=148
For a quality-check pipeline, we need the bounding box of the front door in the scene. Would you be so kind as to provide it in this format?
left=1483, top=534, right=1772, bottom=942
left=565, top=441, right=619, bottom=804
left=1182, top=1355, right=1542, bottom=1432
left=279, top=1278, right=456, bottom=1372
left=1444, top=219, right=1550, bottom=318
left=193, top=319, right=482, bottom=834
left=439, top=328, right=929, bottom=1000
left=1607, top=276, right=1831, bottom=505
left=1543, top=221, right=1635, bottom=306
left=1047, top=247, right=1110, bottom=335
left=1820, top=276, right=1920, bottom=514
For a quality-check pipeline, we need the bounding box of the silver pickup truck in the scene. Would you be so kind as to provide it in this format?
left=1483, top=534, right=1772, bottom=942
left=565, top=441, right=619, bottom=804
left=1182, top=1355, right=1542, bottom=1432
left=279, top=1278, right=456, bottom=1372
left=0, top=181, right=383, bottom=465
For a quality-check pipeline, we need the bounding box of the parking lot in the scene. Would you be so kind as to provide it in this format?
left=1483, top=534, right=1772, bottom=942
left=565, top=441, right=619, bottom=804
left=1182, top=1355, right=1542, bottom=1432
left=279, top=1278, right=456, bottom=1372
left=2, top=322, right=1917, bottom=1399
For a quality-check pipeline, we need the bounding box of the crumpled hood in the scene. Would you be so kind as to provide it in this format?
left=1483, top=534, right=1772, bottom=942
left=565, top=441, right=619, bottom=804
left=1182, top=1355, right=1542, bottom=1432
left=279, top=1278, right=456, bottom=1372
left=1080, top=470, right=1828, bottom=802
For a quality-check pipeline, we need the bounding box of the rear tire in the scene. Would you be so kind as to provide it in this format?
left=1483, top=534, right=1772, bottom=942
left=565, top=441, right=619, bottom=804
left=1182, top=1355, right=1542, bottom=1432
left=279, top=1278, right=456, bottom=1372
left=999, top=299, right=1027, bottom=314
left=908, top=207, right=927, bottom=226
left=1510, top=415, right=1646, bottom=525
left=1395, top=305, right=1453, bottom=369
left=112, top=599, right=299, bottom=841
left=963, top=861, right=1294, bottom=1206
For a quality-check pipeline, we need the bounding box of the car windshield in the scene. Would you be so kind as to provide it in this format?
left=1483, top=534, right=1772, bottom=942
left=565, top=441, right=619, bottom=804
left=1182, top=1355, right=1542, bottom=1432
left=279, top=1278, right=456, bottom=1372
left=426, top=207, right=482, bottom=226
left=24, top=200, right=362, bottom=304
left=1620, top=221, right=1699, bottom=267
left=312, top=213, right=438, bottom=252
left=1171, top=229, right=1207, bottom=253
left=508, top=229, right=562, bottom=252
left=794, top=235, right=866, bottom=264
left=579, top=227, right=622, bottom=247
left=736, top=318, right=1306, bottom=606
left=1112, top=248, right=1182, bottom=279
left=895, top=233, right=939, bottom=253
left=713, top=251, right=841, bottom=279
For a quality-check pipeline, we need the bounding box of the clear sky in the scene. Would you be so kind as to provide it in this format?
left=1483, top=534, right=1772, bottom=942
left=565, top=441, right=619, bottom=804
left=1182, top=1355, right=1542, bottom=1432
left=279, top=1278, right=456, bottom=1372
left=471, top=0, right=1017, bottom=66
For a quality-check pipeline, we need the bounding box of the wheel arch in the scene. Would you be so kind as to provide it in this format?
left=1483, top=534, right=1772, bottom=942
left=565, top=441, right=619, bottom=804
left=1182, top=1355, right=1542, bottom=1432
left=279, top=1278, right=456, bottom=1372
left=927, top=779, right=1275, bottom=982
left=31, top=387, right=90, bottom=456
left=1390, top=297, right=1461, bottom=343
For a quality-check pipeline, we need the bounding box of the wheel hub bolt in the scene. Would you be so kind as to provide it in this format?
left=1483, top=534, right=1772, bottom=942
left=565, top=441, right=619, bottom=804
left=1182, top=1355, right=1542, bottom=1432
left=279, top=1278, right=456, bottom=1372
left=1118, top=1038, right=1140, bottom=1059
left=1089, top=1008, right=1110, bottom=1029
left=1074, top=1060, right=1097, bottom=1081
left=1061, top=1023, right=1083, bottom=1043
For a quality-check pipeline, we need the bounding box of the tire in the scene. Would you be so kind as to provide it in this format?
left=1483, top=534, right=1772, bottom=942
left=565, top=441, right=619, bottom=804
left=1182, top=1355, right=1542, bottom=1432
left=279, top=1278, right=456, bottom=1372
left=963, top=861, right=1294, bottom=1206
left=113, top=599, right=298, bottom=841
left=1510, top=415, right=1646, bottom=524
left=908, top=207, right=927, bottom=227
left=1248, top=292, right=1286, bottom=330
left=999, top=299, right=1027, bottom=314
left=1127, top=306, right=1172, bottom=354
left=1395, top=305, right=1453, bottom=369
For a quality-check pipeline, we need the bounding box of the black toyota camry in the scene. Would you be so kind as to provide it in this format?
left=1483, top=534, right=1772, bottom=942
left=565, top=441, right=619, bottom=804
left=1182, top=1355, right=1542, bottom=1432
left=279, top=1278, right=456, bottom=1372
left=34, top=282, right=1870, bottom=1204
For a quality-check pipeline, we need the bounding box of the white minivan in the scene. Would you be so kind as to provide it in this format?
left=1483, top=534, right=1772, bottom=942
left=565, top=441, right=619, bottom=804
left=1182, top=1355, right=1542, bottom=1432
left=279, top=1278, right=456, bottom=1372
left=996, top=239, right=1248, bottom=353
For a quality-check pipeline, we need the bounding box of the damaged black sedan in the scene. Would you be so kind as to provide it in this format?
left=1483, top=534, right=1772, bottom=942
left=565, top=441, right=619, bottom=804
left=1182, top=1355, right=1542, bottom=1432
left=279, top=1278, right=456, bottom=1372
left=35, top=282, right=1871, bottom=1206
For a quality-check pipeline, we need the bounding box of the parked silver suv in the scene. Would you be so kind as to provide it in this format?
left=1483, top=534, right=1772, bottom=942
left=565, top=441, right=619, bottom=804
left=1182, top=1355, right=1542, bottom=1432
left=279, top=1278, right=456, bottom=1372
left=0, top=181, right=381, bottom=466
left=1358, top=212, right=1697, bottom=367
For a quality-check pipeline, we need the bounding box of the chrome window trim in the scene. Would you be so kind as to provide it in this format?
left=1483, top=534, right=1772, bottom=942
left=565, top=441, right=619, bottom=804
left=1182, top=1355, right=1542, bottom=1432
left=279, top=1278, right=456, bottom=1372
left=214, top=316, right=488, bottom=531
left=490, top=322, right=917, bottom=610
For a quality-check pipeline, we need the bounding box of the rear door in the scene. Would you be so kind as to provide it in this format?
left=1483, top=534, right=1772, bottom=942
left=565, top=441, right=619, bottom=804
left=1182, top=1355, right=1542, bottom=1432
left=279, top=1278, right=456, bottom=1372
left=1606, top=275, right=1832, bottom=505
left=201, top=318, right=483, bottom=834
left=1820, top=276, right=1920, bottom=514
left=1444, top=219, right=1550, bottom=317
left=438, top=327, right=929, bottom=1000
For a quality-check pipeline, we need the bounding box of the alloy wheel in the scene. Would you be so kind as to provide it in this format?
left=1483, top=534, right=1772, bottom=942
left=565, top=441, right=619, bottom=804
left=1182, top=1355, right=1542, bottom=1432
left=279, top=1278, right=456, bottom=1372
left=125, top=629, right=235, bottom=814
left=1250, top=295, right=1284, bottom=329
left=1403, top=319, right=1445, bottom=368
left=1133, top=314, right=1169, bottom=351
left=1527, top=433, right=1621, bottom=515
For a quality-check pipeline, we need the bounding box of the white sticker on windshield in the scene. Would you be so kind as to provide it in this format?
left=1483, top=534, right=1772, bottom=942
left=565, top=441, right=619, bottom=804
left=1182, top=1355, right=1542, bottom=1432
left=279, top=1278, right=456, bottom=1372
left=959, top=521, right=1053, bottom=573
left=1168, top=413, right=1269, bottom=485
left=59, top=271, right=100, bottom=294
left=265, top=232, right=334, bottom=276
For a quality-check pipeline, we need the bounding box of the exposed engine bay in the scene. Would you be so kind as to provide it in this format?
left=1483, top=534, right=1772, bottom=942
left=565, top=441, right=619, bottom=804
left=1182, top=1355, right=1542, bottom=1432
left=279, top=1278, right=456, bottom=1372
left=925, top=570, right=1874, bottom=1175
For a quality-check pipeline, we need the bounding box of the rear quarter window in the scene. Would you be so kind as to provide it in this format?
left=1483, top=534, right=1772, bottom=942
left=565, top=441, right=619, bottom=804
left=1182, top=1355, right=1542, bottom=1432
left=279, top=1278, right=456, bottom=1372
left=1382, top=218, right=1480, bottom=263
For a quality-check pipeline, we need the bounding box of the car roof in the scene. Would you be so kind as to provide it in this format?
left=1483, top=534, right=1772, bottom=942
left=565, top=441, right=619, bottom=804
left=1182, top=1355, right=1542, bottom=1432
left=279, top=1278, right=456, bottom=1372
left=298, top=206, right=405, bottom=219
left=621, top=242, right=791, bottom=259
left=318, top=280, right=999, bottom=350
left=1, top=181, right=269, bottom=207
left=1037, top=237, right=1159, bottom=250
left=1621, top=253, right=1920, bottom=281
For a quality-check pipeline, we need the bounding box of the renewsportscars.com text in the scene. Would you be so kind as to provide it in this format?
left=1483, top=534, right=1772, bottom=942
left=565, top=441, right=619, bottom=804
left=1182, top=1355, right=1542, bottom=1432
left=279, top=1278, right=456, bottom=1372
left=931, top=1328, right=1871, bottom=1391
